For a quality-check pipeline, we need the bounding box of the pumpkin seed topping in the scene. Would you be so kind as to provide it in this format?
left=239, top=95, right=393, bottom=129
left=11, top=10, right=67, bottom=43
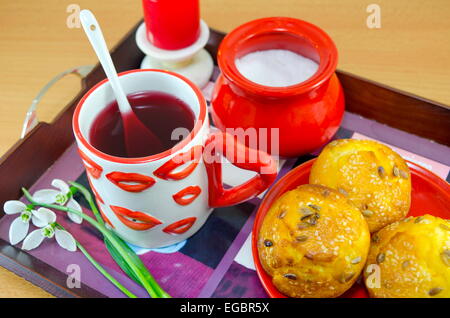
left=278, top=209, right=287, bottom=219
left=264, top=239, right=273, bottom=247
left=284, top=273, right=297, bottom=280
left=296, top=235, right=308, bottom=242
left=308, top=215, right=318, bottom=226
left=308, top=204, right=321, bottom=211
left=378, top=166, right=386, bottom=178
left=298, top=222, right=311, bottom=230
left=399, top=169, right=408, bottom=179
left=441, top=250, right=450, bottom=267
left=351, top=256, right=362, bottom=264
left=376, top=253, right=385, bottom=264
left=339, top=272, right=355, bottom=283
left=414, top=216, right=424, bottom=224
left=338, top=188, right=349, bottom=197
left=402, top=260, right=411, bottom=269
left=362, top=209, right=374, bottom=217
left=428, top=287, right=443, bottom=296
left=393, top=165, right=400, bottom=177
left=300, top=206, right=314, bottom=215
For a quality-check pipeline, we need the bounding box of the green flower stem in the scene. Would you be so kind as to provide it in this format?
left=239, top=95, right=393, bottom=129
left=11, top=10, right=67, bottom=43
left=68, top=182, right=104, bottom=226
left=55, top=223, right=137, bottom=298
left=22, top=188, right=164, bottom=298
left=68, top=182, right=170, bottom=298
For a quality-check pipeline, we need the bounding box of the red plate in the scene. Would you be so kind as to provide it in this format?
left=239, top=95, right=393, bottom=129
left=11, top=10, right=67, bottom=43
left=252, top=159, right=450, bottom=298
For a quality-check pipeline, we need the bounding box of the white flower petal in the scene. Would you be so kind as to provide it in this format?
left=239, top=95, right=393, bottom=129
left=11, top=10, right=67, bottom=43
left=22, top=229, right=45, bottom=251
left=34, top=208, right=56, bottom=225
left=66, top=198, right=83, bottom=224
left=55, top=229, right=76, bottom=252
left=3, top=200, right=26, bottom=215
left=31, top=214, right=48, bottom=227
left=32, top=189, right=59, bottom=204
left=9, top=218, right=29, bottom=245
left=51, top=179, right=70, bottom=194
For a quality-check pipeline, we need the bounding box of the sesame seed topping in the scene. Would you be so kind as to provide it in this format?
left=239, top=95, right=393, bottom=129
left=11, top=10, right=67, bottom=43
left=441, top=250, right=450, bottom=267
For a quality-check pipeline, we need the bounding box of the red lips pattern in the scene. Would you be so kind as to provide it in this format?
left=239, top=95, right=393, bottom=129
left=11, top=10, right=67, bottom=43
left=82, top=146, right=202, bottom=235
left=163, top=217, right=197, bottom=235
left=153, top=145, right=203, bottom=180
left=110, top=205, right=162, bottom=231
left=78, top=149, right=103, bottom=179
left=106, top=171, right=156, bottom=193
left=98, top=205, right=115, bottom=228
left=109, top=204, right=197, bottom=235
left=172, top=186, right=201, bottom=205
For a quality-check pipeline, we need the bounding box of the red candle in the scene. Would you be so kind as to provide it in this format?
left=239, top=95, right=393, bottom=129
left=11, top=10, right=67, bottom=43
left=142, top=0, right=200, bottom=50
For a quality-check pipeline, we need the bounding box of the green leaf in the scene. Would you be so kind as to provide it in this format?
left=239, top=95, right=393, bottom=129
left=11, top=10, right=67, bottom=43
left=104, top=230, right=161, bottom=291
left=104, top=236, right=141, bottom=284
left=65, top=183, right=170, bottom=297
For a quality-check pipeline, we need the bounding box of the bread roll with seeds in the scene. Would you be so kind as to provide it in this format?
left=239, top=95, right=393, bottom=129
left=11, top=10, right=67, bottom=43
left=364, top=214, right=450, bottom=298
left=258, top=184, right=370, bottom=298
left=309, top=139, right=411, bottom=232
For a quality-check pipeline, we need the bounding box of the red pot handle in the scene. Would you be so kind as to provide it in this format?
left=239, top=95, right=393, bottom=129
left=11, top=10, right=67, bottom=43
left=203, top=131, right=278, bottom=208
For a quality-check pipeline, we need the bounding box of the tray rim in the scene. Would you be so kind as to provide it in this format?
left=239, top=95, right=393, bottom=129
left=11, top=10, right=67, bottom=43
left=0, top=21, right=449, bottom=298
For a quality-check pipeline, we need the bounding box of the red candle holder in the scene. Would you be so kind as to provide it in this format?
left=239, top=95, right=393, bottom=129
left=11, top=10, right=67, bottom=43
left=136, top=0, right=213, bottom=88
left=142, top=0, right=200, bottom=50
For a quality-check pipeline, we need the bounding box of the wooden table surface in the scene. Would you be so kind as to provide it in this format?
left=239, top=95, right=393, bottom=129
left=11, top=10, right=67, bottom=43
left=0, top=0, right=449, bottom=298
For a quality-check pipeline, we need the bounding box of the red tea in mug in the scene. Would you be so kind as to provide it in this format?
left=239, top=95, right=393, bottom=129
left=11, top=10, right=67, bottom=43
left=89, top=90, right=195, bottom=158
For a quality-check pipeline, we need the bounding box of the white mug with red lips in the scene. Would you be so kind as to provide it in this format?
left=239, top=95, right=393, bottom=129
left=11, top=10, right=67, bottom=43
left=73, top=69, right=277, bottom=248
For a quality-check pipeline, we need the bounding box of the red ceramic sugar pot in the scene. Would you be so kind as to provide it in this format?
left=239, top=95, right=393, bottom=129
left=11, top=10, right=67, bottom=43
left=211, top=17, right=345, bottom=157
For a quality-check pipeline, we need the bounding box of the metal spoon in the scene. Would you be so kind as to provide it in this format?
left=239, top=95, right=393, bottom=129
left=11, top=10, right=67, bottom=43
left=80, top=9, right=163, bottom=157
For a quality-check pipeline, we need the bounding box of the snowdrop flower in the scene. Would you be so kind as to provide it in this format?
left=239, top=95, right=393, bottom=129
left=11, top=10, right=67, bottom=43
left=22, top=208, right=76, bottom=252
left=33, top=179, right=83, bottom=224
left=3, top=200, right=48, bottom=245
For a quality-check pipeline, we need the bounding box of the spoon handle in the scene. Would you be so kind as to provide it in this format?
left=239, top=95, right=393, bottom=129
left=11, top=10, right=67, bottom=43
left=79, top=9, right=131, bottom=114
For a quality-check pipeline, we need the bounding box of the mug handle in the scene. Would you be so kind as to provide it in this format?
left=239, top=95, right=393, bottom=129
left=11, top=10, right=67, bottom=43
left=203, top=131, right=277, bottom=208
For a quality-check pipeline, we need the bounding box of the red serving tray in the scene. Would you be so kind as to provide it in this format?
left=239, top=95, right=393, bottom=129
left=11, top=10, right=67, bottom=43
left=252, top=159, right=450, bottom=298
